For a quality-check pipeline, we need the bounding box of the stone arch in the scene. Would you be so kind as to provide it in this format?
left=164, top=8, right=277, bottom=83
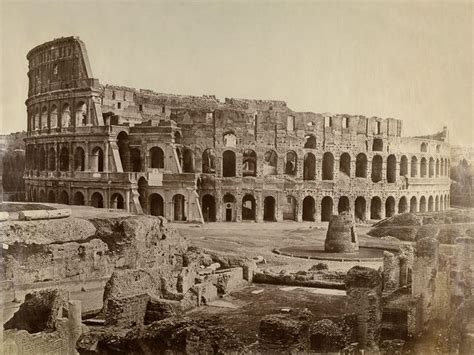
left=150, top=147, right=165, bottom=169
left=370, top=196, right=382, bottom=219
left=110, top=193, right=125, bottom=209
left=201, top=148, right=216, bottom=174
left=91, top=146, right=104, bottom=172
left=435, top=159, right=440, bottom=177
left=435, top=195, right=439, bottom=211
left=59, top=146, right=69, bottom=171
left=339, top=153, right=351, bottom=177
left=304, top=134, right=316, bottom=149
left=303, top=153, right=316, bottom=180
left=322, top=152, right=334, bottom=180
left=75, top=101, right=87, bottom=126
left=48, top=147, right=56, bottom=171
left=372, top=138, right=383, bottom=151
left=73, top=191, right=85, bottom=205
left=174, top=131, right=182, bottom=144
left=355, top=196, right=366, bottom=221
left=117, top=131, right=130, bottom=171
left=41, top=106, right=48, bottom=129
left=223, top=132, right=237, bottom=148
left=371, top=155, right=383, bottom=182
left=61, top=103, right=71, bottom=127
left=410, top=196, right=417, bottom=212
left=285, top=151, right=297, bottom=176
left=202, top=194, right=216, bottom=222
left=59, top=190, right=69, bottom=205
left=400, top=155, right=408, bottom=176
left=223, top=193, right=236, bottom=222
left=385, top=196, right=396, bottom=217
left=429, top=158, right=435, bottom=177
left=38, top=146, right=46, bottom=171
left=420, top=157, right=427, bottom=177
left=411, top=156, right=418, bottom=177
left=138, top=177, right=148, bottom=212
left=386, top=155, right=397, bottom=183
left=242, top=194, right=256, bottom=221
left=130, top=148, right=142, bottom=172
left=419, top=196, right=427, bottom=212
left=398, top=196, right=408, bottom=213
left=338, top=196, right=350, bottom=213
left=321, top=196, right=333, bottom=222
left=263, top=196, right=276, bottom=222
left=282, top=195, right=297, bottom=221
left=74, top=147, right=85, bottom=171
left=302, top=196, right=315, bottom=221
left=173, top=194, right=186, bottom=221
left=91, top=192, right=104, bottom=208
left=149, top=193, right=164, bottom=217
left=420, top=142, right=427, bottom=152
left=263, top=150, right=278, bottom=176
left=428, top=196, right=434, bottom=212
left=50, top=105, right=58, bottom=128
left=222, top=150, right=236, bottom=177
left=48, top=190, right=56, bottom=203
left=356, top=153, right=367, bottom=178
left=243, top=149, right=257, bottom=177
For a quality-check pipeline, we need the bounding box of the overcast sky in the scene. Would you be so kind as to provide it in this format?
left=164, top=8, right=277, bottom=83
left=0, top=0, right=472, bottom=145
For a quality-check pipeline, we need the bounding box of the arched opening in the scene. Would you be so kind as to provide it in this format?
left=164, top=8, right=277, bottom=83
left=282, top=196, right=297, bottom=221
left=75, top=101, right=87, bottom=126
left=173, top=194, right=186, bottom=221
left=41, top=106, right=48, bottom=129
left=398, top=197, right=408, bottom=213
left=59, top=147, right=69, bottom=171
left=61, top=103, right=71, bottom=127
left=355, top=197, right=366, bottom=221
left=419, top=196, right=427, bottom=212
left=181, top=148, right=194, bottom=173
left=39, top=190, right=46, bottom=202
left=202, top=194, right=216, bottom=222
left=32, top=189, right=37, bottom=202
left=50, top=105, right=58, bottom=128
left=222, top=150, right=236, bottom=177
left=223, top=132, right=237, bottom=147
left=371, top=155, right=383, bottom=182
left=243, top=149, right=257, bottom=177
left=117, top=131, right=130, bottom=171
left=303, top=153, right=316, bottom=180
left=338, top=196, right=350, bottom=213
left=150, top=147, right=165, bottom=169
left=91, top=147, right=104, bottom=172
left=435, top=159, right=439, bottom=177
left=242, top=194, right=256, bottom=221
left=410, top=197, right=417, bottom=213
left=302, top=196, right=315, bottom=221
left=223, top=193, right=236, bottom=222
left=400, top=155, right=408, bottom=176
left=73, top=191, right=85, bottom=205
left=39, top=147, right=46, bottom=171
left=91, top=192, right=104, bottom=208
left=59, top=191, right=69, bottom=205
left=149, top=194, right=164, bottom=217
left=339, top=153, right=351, bottom=177
left=48, top=148, right=56, bottom=171
left=74, top=147, right=85, bottom=171
left=428, top=196, right=434, bottom=212
left=385, top=196, right=395, bottom=217
left=321, top=197, right=333, bottom=222
left=370, top=197, right=382, bottom=219
left=322, top=152, right=334, bottom=180
left=202, top=148, right=216, bottom=174
left=110, top=193, right=124, bottom=209
left=435, top=196, right=439, bottom=211
left=420, top=158, right=427, bottom=177
left=440, top=160, right=445, bottom=176
left=48, top=190, right=56, bottom=203
left=304, top=135, right=316, bottom=149
left=285, top=151, right=297, bottom=176
left=420, top=143, right=427, bottom=152
left=411, top=157, right=418, bottom=177
left=138, top=177, right=148, bottom=212
left=429, top=158, right=434, bottom=177
left=130, top=148, right=142, bottom=172
left=372, top=138, right=383, bottom=151
left=439, top=196, right=444, bottom=211
left=263, top=150, right=278, bottom=175
left=34, top=108, right=40, bottom=130
left=174, top=131, right=182, bottom=144
left=263, top=196, right=276, bottom=222
left=386, top=155, right=396, bottom=183
left=356, top=153, right=367, bottom=178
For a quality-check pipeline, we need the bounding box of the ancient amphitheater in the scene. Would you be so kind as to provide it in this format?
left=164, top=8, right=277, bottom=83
left=24, top=37, right=451, bottom=223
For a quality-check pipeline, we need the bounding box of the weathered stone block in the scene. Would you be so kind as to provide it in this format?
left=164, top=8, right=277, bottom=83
left=104, top=293, right=150, bottom=328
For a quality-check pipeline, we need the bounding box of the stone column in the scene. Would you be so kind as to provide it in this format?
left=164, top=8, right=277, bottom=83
left=104, top=141, right=109, bottom=173
left=67, top=300, right=82, bottom=355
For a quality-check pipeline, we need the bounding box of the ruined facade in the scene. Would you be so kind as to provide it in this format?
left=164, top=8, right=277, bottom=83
left=24, top=37, right=451, bottom=222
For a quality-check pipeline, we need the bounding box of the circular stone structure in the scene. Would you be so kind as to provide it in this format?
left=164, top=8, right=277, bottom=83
left=324, top=212, right=358, bottom=253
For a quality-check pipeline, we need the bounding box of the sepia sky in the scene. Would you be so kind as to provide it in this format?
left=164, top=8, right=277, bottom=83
left=0, top=0, right=472, bottom=145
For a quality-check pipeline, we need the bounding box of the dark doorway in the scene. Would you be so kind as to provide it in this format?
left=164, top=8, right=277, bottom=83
left=242, top=194, right=256, bottom=221
left=202, top=194, right=216, bottom=222
left=264, top=196, right=276, bottom=222
left=149, top=193, right=164, bottom=216
left=321, top=196, right=333, bottom=222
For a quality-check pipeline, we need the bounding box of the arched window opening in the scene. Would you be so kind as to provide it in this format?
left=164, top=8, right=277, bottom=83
left=303, top=153, right=316, bottom=180
left=74, top=147, right=85, bottom=171
left=75, top=101, right=87, bottom=127
left=355, top=197, right=366, bottom=222
left=371, top=155, right=383, bottom=182
left=59, top=191, right=69, bottom=205
left=60, top=147, right=69, bottom=171
left=174, top=131, right=182, bottom=144
left=435, top=159, right=439, bottom=177
left=435, top=196, right=439, bottom=211
left=222, top=150, right=236, bottom=177
left=419, top=196, right=427, bottom=212
left=321, top=196, right=333, bottom=222
left=429, top=158, right=434, bottom=177
left=420, top=158, right=427, bottom=178
left=322, top=152, right=334, bottom=180
left=182, top=149, right=195, bottom=173
left=39, top=190, right=46, bottom=202
left=338, top=196, right=350, bottom=214
left=242, top=194, right=256, bottom=221
left=61, top=103, right=71, bottom=127
left=428, top=196, right=434, bottom=212
left=223, top=132, right=237, bottom=148
left=48, top=190, right=56, bottom=203
left=339, top=153, right=351, bottom=177
left=263, top=150, right=278, bottom=176
left=91, top=147, right=104, bottom=172
left=34, top=108, right=40, bottom=130
left=304, top=135, right=316, bottom=149
left=173, top=194, right=186, bottom=221
left=385, top=197, right=395, bottom=218
left=263, top=196, right=276, bottom=222
left=356, top=153, right=367, bottom=178
left=223, top=193, right=236, bottom=222
left=285, top=151, right=297, bottom=176
left=303, top=196, right=315, bottom=221
left=50, top=105, right=58, bottom=128
left=411, top=157, right=418, bottom=177
left=110, top=193, right=124, bottom=209
left=420, top=143, right=427, bottom=152
left=150, top=147, right=165, bottom=169
left=202, top=195, right=216, bottom=222
left=370, top=197, right=382, bottom=219
left=398, top=197, right=408, bottom=213
left=387, top=155, right=397, bottom=183
left=287, top=115, right=295, bottom=131
left=282, top=196, right=297, bottom=221
left=149, top=194, right=164, bottom=217
left=202, top=148, right=216, bottom=174
left=130, top=148, right=142, bottom=172
left=242, top=149, right=257, bottom=177
left=48, top=148, right=56, bottom=171
left=39, top=147, right=46, bottom=171
left=32, top=189, right=37, bottom=202
left=73, top=192, right=85, bottom=206
left=117, top=132, right=130, bottom=171
left=372, top=138, right=383, bottom=152
left=440, top=160, right=445, bottom=176
left=410, top=197, right=417, bottom=213
left=400, top=156, right=408, bottom=176
left=41, top=106, right=48, bottom=129
left=91, top=192, right=104, bottom=208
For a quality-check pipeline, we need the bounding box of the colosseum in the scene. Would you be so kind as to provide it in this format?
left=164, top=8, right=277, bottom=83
left=24, top=37, right=451, bottom=223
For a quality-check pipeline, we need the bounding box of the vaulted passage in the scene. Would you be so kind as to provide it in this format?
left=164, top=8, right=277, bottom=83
left=243, top=149, right=257, bottom=176
left=371, top=155, right=383, bottom=182
left=400, top=155, right=408, bottom=176
left=39, top=147, right=46, bottom=171
left=150, top=147, right=165, bottom=169
left=435, top=196, right=439, bottom=211
left=385, top=196, right=395, bottom=217
left=60, top=147, right=69, bottom=171
left=173, top=194, right=186, bottom=221
left=355, top=197, right=366, bottom=221
left=223, top=193, right=236, bottom=222
left=149, top=193, right=164, bottom=217
left=263, top=150, right=278, bottom=176
left=428, top=196, right=434, bottom=212
left=91, top=147, right=104, bottom=172
left=48, top=190, right=56, bottom=203
left=48, top=148, right=56, bottom=171
left=73, top=191, right=85, bottom=206
left=370, top=197, right=382, bottom=219
left=242, top=194, right=256, bottom=221
left=117, top=131, right=130, bottom=172
left=339, top=153, right=350, bottom=177
left=420, top=158, right=427, bottom=178
left=302, top=196, right=315, bottom=221
left=285, top=151, right=297, bottom=176
left=110, top=193, right=124, bottom=209
left=282, top=196, right=297, bottom=221
left=91, top=192, right=104, bottom=208
left=223, top=150, right=236, bottom=177
left=303, top=153, right=316, bottom=180
left=74, top=147, right=85, bottom=171
left=429, top=158, right=435, bottom=177
left=410, top=197, right=417, bottom=212
left=419, top=196, right=427, bottom=212
left=411, top=157, right=418, bottom=177
left=182, top=149, right=195, bottom=173
left=264, top=196, right=276, bottom=222
left=321, top=196, right=333, bottom=222
left=398, top=197, right=408, bottom=213
left=356, top=153, right=367, bottom=178
left=59, top=191, right=69, bottom=205
left=338, top=196, right=350, bottom=213
left=322, top=152, right=334, bottom=180
left=386, top=155, right=396, bottom=183
left=202, top=194, right=216, bottom=222
left=130, top=148, right=142, bottom=172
